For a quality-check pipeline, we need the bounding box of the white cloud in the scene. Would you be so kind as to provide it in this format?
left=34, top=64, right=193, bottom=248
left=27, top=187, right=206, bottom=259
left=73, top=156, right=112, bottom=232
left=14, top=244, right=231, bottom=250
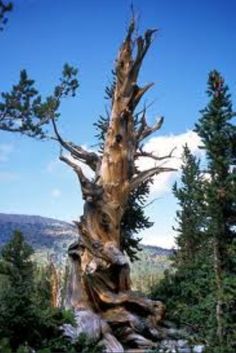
left=137, top=130, right=203, bottom=196
left=0, top=144, right=14, bottom=162
left=51, top=188, right=61, bottom=198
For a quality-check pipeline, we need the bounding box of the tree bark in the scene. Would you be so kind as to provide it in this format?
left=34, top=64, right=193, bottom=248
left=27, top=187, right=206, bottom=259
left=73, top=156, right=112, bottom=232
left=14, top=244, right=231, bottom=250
left=59, top=21, right=174, bottom=352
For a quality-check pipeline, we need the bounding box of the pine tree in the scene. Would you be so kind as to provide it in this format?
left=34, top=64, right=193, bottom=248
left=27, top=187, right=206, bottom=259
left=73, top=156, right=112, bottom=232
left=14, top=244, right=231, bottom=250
left=0, top=231, right=78, bottom=352
left=0, top=230, right=36, bottom=349
left=195, top=70, right=236, bottom=351
left=170, top=145, right=215, bottom=338
left=172, top=144, right=204, bottom=267
left=151, top=71, right=236, bottom=351
left=151, top=145, right=215, bottom=338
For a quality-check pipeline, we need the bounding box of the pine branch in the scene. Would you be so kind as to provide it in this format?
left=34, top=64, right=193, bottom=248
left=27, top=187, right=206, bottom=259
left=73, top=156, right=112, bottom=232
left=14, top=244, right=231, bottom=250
left=0, top=64, right=79, bottom=138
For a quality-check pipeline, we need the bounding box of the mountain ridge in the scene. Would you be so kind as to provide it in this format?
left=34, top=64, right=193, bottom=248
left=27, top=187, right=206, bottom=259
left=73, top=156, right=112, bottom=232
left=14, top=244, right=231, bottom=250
left=0, top=213, right=172, bottom=291
left=0, top=213, right=172, bottom=255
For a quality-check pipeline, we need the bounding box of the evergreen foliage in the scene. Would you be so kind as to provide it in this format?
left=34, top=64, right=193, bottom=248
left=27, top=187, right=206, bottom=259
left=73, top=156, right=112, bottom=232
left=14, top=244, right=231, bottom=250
left=172, top=144, right=205, bottom=267
left=194, top=70, right=236, bottom=351
left=151, top=71, right=236, bottom=352
left=151, top=146, right=213, bottom=340
left=0, top=0, right=79, bottom=138
left=0, top=231, right=82, bottom=352
left=0, top=65, right=79, bottom=138
left=0, top=230, right=37, bottom=349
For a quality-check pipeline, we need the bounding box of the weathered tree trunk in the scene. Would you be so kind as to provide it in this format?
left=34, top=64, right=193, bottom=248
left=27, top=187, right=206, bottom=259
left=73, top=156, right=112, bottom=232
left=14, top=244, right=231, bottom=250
left=54, top=21, right=174, bottom=352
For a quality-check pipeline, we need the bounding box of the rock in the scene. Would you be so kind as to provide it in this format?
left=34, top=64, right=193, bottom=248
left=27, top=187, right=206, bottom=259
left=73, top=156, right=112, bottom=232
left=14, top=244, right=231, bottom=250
left=159, top=327, right=189, bottom=340
left=159, top=339, right=204, bottom=353
left=178, top=348, right=192, bottom=353
left=160, top=339, right=178, bottom=351
left=177, top=339, right=189, bottom=348
left=193, top=345, right=205, bottom=353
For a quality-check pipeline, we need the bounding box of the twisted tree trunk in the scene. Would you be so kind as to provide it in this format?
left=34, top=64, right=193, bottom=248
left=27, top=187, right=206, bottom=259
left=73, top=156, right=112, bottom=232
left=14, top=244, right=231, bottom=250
left=55, top=21, right=174, bottom=352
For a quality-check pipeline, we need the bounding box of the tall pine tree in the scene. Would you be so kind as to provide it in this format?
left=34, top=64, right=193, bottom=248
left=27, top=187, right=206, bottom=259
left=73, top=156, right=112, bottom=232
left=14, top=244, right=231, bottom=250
left=152, top=71, right=236, bottom=351
left=195, top=70, right=236, bottom=351
left=151, top=144, right=215, bottom=338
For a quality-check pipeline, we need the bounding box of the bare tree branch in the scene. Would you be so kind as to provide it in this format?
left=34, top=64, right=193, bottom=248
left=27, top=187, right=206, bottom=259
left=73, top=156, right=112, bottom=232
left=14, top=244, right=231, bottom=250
left=51, top=117, right=100, bottom=171
left=136, top=116, right=164, bottom=142
left=59, top=153, right=84, bottom=177
left=131, top=83, right=154, bottom=109
left=135, top=146, right=177, bottom=161
left=129, top=29, right=158, bottom=82
left=142, top=197, right=162, bottom=209
left=130, top=165, right=176, bottom=191
left=59, top=153, right=102, bottom=201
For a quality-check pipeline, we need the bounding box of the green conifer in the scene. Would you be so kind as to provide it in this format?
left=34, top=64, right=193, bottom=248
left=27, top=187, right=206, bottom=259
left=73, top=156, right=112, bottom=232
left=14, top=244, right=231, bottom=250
left=172, top=144, right=204, bottom=267
left=0, top=231, right=36, bottom=349
left=195, top=70, right=236, bottom=351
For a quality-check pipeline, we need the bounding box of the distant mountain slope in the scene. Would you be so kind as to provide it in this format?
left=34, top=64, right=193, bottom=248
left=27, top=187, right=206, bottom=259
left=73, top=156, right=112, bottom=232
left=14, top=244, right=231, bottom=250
left=0, top=213, right=77, bottom=262
left=0, top=213, right=172, bottom=263
left=142, top=244, right=173, bottom=257
left=0, top=213, right=173, bottom=291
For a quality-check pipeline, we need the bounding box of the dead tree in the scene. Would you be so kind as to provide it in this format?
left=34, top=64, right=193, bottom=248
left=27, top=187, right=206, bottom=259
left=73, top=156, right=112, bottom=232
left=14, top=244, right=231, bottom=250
left=54, top=21, right=175, bottom=352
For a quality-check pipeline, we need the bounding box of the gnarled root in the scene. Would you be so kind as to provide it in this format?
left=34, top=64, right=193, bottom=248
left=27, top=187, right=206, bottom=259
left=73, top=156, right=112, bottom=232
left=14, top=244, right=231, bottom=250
left=63, top=240, right=165, bottom=352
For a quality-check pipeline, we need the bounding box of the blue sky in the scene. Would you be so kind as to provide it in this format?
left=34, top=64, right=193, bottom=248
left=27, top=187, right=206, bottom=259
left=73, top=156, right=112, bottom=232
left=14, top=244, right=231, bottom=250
left=0, top=0, right=236, bottom=248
